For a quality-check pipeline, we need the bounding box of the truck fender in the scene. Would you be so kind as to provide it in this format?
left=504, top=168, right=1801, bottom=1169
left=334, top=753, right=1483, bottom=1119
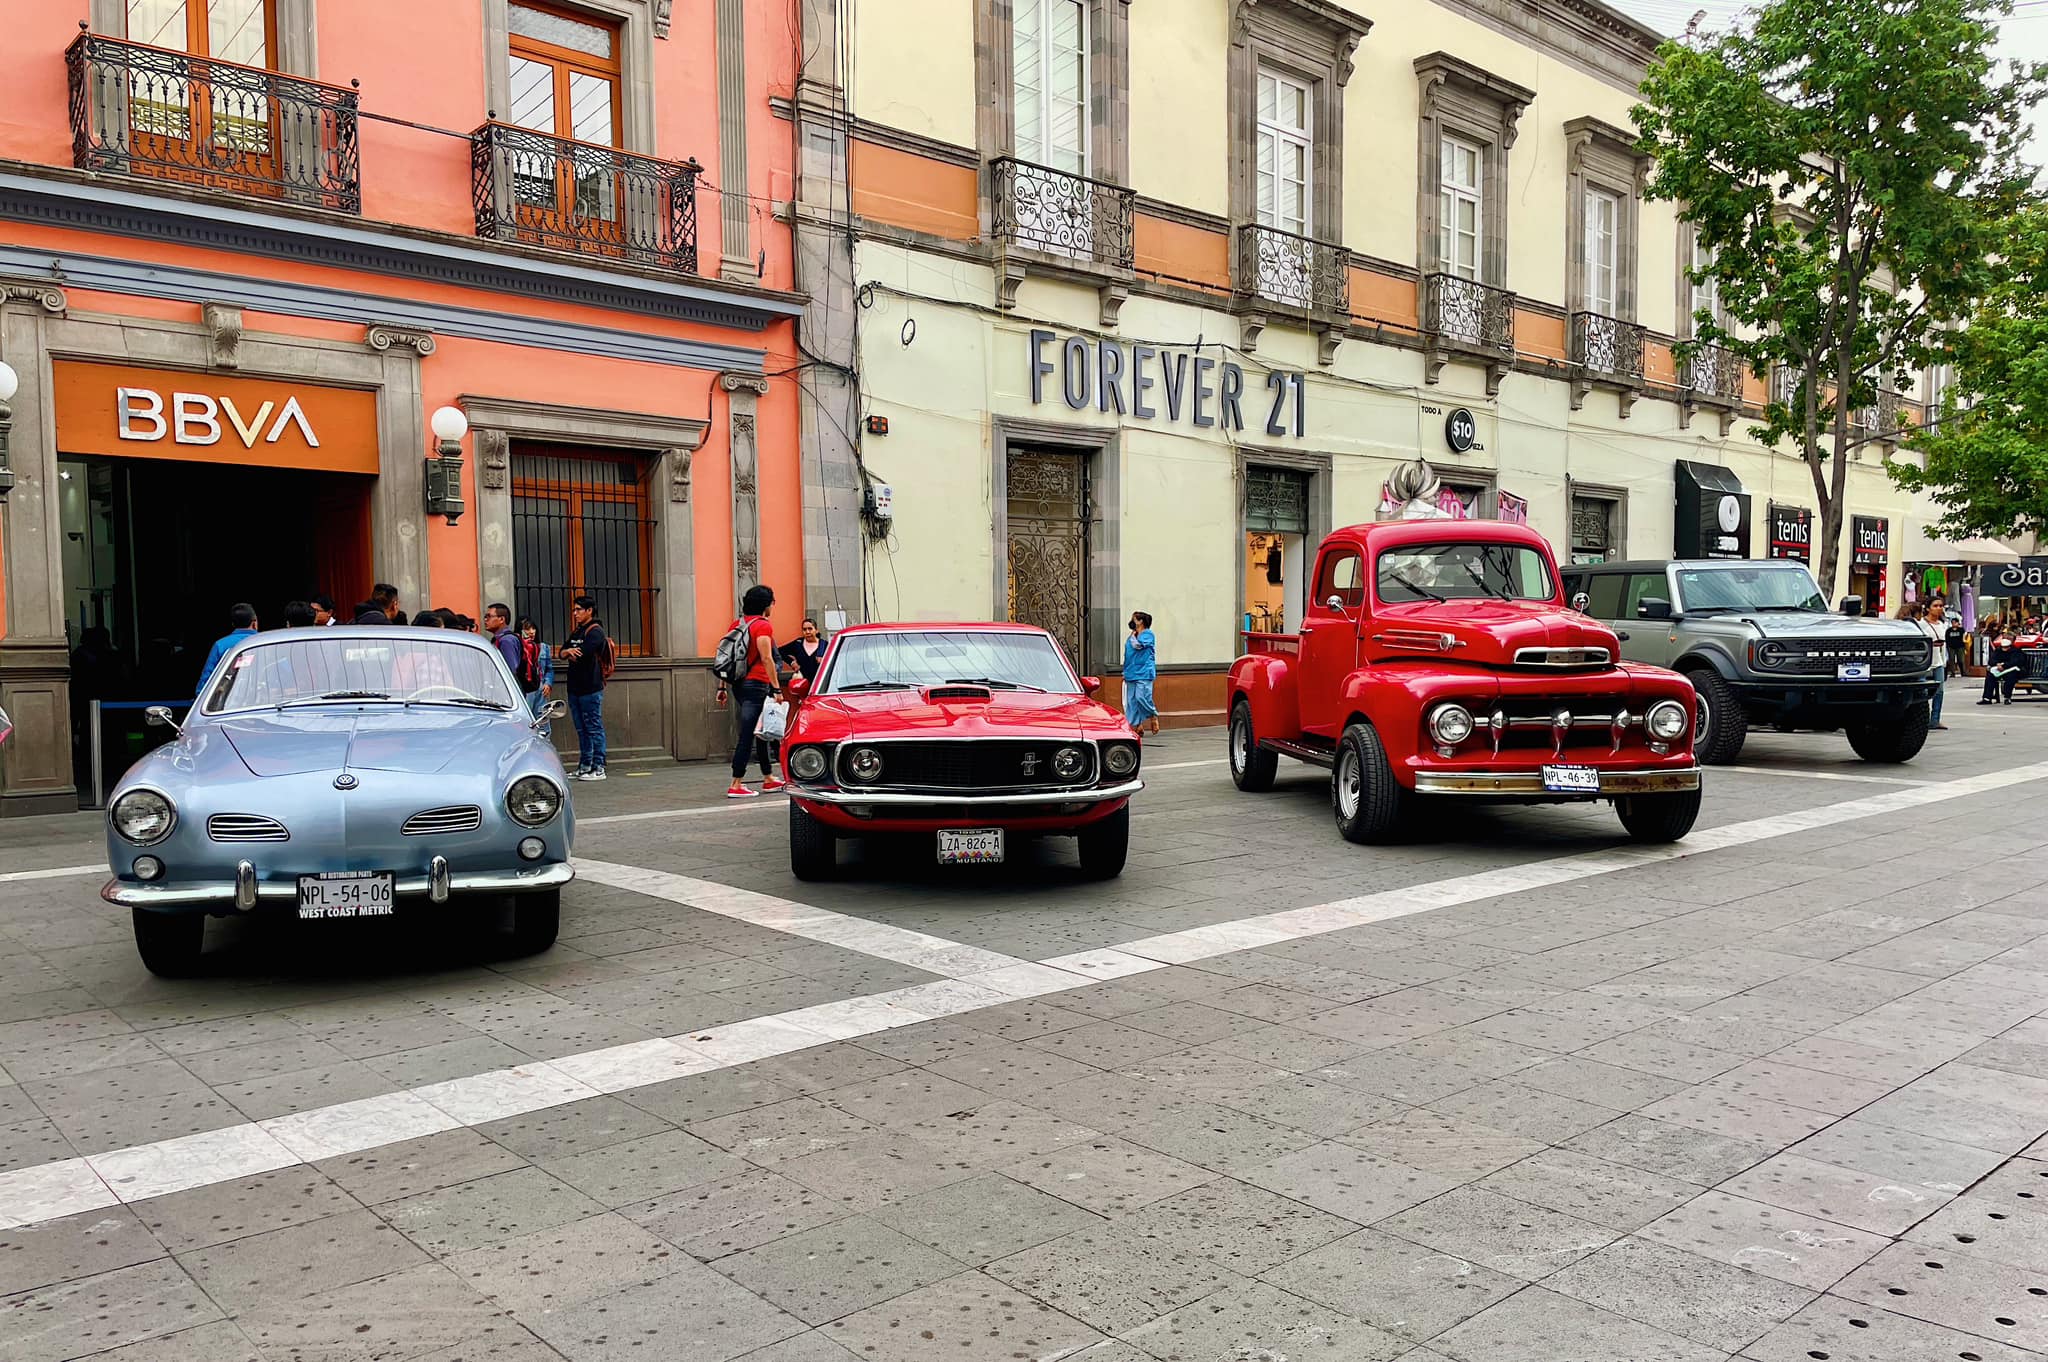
left=1671, top=645, right=1741, bottom=681
left=1333, top=665, right=1434, bottom=740
left=1228, top=653, right=1299, bottom=743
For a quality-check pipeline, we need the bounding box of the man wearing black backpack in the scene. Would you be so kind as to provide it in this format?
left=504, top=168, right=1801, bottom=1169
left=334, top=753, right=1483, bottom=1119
left=715, top=584, right=783, bottom=798
left=559, top=594, right=613, bottom=781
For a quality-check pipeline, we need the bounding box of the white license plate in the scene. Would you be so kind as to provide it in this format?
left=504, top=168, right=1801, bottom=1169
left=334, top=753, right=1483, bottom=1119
left=937, top=828, right=1004, bottom=865
left=1838, top=663, right=1872, bottom=681
left=1541, top=764, right=1601, bottom=794
left=297, top=872, right=395, bottom=919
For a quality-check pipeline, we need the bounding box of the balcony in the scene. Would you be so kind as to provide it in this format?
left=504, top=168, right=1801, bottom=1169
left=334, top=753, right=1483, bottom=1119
left=65, top=30, right=361, bottom=212
left=1852, top=388, right=1904, bottom=446
left=989, top=157, right=1134, bottom=321
left=1568, top=311, right=1646, bottom=415
left=470, top=122, right=700, bottom=275
left=1423, top=273, right=1517, bottom=394
left=1233, top=222, right=1349, bottom=318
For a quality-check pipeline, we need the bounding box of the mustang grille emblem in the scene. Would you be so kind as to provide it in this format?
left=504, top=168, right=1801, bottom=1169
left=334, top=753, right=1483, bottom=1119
left=1020, top=752, right=1041, bottom=776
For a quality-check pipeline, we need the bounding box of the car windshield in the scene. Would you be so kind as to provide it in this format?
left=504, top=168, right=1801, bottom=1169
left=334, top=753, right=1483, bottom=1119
left=820, top=630, right=1079, bottom=694
left=201, top=636, right=519, bottom=713
left=1377, top=542, right=1557, bottom=604
left=1676, top=565, right=1828, bottom=613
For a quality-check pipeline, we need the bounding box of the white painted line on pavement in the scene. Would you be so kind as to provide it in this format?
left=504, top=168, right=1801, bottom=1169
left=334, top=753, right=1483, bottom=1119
left=1720, top=765, right=1935, bottom=787
left=0, top=864, right=101, bottom=883
left=580, top=800, right=784, bottom=825
left=4, top=756, right=2042, bottom=1230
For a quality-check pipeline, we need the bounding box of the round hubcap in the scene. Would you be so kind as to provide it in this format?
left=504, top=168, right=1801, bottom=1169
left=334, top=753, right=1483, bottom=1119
left=1335, top=749, right=1361, bottom=818
left=1695, top=696, right=1712, bottom=744
left=1231, top=716, right=1249, bottom=772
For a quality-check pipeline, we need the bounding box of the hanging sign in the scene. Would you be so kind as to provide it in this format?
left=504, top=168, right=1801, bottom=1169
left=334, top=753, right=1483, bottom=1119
left=1851, top=515, right=1890, bottom=564
left=1028, top=330, right=1307, bottom=437
left=51, top=360, right=379, bottom=474
left=1768, top=504, right=1812, bottom=563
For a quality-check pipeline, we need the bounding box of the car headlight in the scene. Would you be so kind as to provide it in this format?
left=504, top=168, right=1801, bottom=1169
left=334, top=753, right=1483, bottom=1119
left=1052, top=746, right=1087, bottom=779
left=789, top=746, right=830, bottom=782
left=846, top=747, right=883, bottom=782
left=111, top=789, right=176, bottom=846
left=1102, top=741, right=1139, bottom=777
left=1647, top=700, right=1690, bottom=741
left=1428, top=704, right=1475, bottom=745
left=1755, top=641, right=1790, bottom=669
left=506, top=775, right=563, bottom=827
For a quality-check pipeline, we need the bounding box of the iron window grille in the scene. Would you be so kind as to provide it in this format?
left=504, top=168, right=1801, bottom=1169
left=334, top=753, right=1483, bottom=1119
left=510, top=447, right=659, bottom=659
left=990, top=156, right=1135, bottom=269
left=66, top=29, right=361, bottom=213
left=471, top=121, right=700, bottom=273
left=1234, top=222, right=1349, bottom=316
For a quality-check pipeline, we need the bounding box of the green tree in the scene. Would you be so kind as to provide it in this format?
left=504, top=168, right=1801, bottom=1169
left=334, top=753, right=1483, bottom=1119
left=1633, top=0, right=2041, bottom=595
left=1892, top=206, right=2048, bottom=539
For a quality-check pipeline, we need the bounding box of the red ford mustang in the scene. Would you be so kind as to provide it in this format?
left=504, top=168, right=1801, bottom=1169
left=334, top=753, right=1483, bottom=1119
left=779, top=622, right=1144, bottom=880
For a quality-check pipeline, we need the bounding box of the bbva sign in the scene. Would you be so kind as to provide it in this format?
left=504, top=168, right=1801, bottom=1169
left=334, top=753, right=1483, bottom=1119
left=116, top=387, right=321, bottom=449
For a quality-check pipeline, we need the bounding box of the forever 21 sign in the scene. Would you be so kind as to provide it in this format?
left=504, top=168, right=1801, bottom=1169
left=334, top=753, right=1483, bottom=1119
left=1028, top=329, right=1308, bottom=438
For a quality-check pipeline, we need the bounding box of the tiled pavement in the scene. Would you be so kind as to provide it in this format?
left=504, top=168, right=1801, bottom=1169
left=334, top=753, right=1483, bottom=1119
left=0, top=686, right=2044, bottom=1360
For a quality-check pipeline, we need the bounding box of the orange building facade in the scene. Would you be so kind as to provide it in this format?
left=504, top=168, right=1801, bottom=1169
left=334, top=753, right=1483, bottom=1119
left=0, top=0, right=839, bottom=813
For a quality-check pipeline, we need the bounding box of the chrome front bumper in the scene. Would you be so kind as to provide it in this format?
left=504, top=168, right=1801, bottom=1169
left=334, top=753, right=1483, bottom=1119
left=102, top=857, right=573, bottom=910
left=1412, top=767, right=1702, bottom=796
left=794, top=778, right=1144, bottom=808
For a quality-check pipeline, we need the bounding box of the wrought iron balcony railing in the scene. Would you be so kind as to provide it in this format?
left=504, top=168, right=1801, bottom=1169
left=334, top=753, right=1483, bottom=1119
left=1423, top=273, right=1516, bottom=359
left=989, top=157, right=1135, bottom=269
left=1570, top=311, right=1646, bottom=383
left=471, top=122, right=700, bottom=274
left=1681, top=342, right=1745, bottom=405
left=65, top=29, right=361, bottom=212
left=1233, top=222, right=1349, bottom=316
left=1852, top=388, right=1904, bottom=441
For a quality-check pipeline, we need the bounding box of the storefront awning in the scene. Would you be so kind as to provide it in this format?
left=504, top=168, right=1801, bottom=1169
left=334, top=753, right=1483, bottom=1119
left=1903, top=521, right=2020, bottom=566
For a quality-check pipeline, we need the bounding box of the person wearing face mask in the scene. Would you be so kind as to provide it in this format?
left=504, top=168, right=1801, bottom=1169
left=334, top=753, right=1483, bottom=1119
left=1123, top=610, right=1159, bottom=740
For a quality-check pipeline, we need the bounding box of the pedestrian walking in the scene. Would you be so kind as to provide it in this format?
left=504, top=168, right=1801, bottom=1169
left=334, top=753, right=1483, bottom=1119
left=559, top=594, right=612, bottom=780
left=197, top=603, right=258, bottom=694
left=716, top=585, right=783, bottom=798
left=1943, top=607, right=1965, bottom=677
left=1123, top=610, right=1160, bottom=739
left=516, top=614, right=553, bottom=734
left=777, top=617, right=827, bottom=686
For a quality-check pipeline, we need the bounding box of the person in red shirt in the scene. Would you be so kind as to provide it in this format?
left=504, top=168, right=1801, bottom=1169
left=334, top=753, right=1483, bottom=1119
left=720, top=584, right=785, bottom=797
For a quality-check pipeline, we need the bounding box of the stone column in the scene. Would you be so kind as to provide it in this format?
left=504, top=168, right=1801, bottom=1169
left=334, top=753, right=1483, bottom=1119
left=0, top=280, right=77, bottom=815
left=714, top=0, right=753, bottom=283
left=722, top=372, right=770, bottom=604
left=364, top=325, right=434, bottom=614
left=474, top=428, right=514, bottom=614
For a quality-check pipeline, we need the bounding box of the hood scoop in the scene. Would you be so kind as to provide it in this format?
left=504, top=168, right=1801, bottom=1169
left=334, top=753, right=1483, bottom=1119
left=925, top=685, right=993, bottom=702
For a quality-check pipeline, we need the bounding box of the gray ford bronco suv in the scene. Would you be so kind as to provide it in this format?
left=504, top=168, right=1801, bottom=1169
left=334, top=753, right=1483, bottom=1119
left=1560, top=559, right=1940, bottom=765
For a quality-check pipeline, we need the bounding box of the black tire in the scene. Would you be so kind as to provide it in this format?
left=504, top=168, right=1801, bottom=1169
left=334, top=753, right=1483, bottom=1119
left=1332, top=722, right=1410, bottom=845
left=1846, top=702, right=1931, bottom=763
left=1077, top=805, right=1130, bottom=879
left=1616, top=787, right=1703, bottom=843
left=132, top=908, right=203, bottom=977
left=1687, top=668, right=1748, bottom=765
left=1228, top=697, right=1279, bottom=793
left=790, top=802, right=837, bottom=881
left=508, top=889, right=560, bottom=955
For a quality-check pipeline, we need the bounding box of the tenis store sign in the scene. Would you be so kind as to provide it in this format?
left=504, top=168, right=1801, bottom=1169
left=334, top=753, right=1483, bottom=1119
left=1028, top=329, right=1309, bottom=438
left=51, top=360, right=380, bottom=474
left=1768, top=504, right=1812, bottom=563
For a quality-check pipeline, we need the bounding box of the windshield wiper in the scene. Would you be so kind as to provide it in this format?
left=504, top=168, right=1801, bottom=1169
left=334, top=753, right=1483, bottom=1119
left=1386, top=571, right=1445, bottom=603
left=414, top=695, right=508, bottom=709
left=1752, top=605, right=1815, bottom=612
left=834, top=681, right=914, bottom=692
left=1461, top=554, right=1518, bottom=603
left=276, top=690, right=390, bottom=710
left=945, top=677, right=1048, bottom=693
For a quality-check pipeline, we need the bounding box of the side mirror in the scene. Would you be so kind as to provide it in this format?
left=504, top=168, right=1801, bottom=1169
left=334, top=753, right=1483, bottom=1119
left=534, top=698, right=567, bottom=727
left=1840, top=595, right=1865, bottom=618
left=1570, top=591, right=1591, bottom=613
left=1637, top=598, right=1674, bottom=621
left=1080, top=675, right=1102, bottom=695
left=1324, top=594, right=1346, bottom=613
left=144, top=705, right=181, bottom=732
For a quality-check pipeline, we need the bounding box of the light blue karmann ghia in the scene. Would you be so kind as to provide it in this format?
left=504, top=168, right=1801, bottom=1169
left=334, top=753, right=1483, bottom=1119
left=102, top=626, right=574, bottom=976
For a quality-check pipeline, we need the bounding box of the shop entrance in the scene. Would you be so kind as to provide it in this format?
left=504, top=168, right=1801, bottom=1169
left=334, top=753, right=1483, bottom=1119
left=59, top=456, right=372, bottom=789
left=1004, top=447, right=1090, bottom=670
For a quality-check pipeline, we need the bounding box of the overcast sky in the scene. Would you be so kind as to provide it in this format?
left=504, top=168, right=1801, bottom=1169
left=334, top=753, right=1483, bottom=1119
left=1610, top=0, right=2048, bottom=160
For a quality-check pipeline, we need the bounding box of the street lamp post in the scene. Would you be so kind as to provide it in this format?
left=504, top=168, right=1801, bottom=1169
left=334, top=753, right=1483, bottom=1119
left=424, top=404, right=467, bottom=525
left=0, top=360, right=18, bottom=501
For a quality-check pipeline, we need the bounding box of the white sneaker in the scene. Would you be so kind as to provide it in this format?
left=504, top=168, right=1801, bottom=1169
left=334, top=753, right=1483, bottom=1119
left=578, top=769, right=607, bottom=782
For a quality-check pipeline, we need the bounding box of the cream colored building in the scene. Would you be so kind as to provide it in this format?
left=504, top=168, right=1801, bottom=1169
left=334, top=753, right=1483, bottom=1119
left=787, top=0, right=1950, bottom=723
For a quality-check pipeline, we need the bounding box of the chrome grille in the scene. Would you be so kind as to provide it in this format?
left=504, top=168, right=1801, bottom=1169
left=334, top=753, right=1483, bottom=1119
left=836, top=740, right=1097, bottom=792
left=402, top=805, right=483, bottom=836
left=207, top=813, right=288, bottom=843
left=1513, top=646, right=1612, bottom=669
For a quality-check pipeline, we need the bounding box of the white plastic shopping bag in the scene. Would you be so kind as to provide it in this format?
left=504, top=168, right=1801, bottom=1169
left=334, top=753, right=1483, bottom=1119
left=755, top=696, right=789, bottom=741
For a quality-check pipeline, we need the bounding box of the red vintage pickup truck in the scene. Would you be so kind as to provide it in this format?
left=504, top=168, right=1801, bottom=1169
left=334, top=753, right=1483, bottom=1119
left=1228, top=519, right=1703, bottom=844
